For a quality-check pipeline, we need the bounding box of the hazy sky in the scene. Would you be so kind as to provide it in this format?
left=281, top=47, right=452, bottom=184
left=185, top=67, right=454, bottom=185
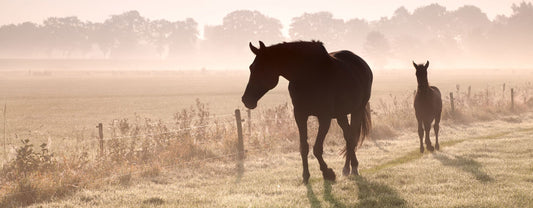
left=0, top=0, right=528, bottom=35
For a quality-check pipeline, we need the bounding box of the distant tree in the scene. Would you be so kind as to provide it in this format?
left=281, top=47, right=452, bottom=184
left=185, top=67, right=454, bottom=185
left=488, top=2, right=533, bottom=64
left=377, top=7, right=416, bottom=37
left=148, top=18, right=198, bottom=58
left=42, top=16, right=90, bottom=57
left=343, top=18, right=370, bottom=51
left=411, top=3, right=450, bottom=40
left=202, top=10, right=283, bottom=67
left=450, top=5, right=490, bottom=33
left=507, top=2, right=533, bottom=39
left=289, top=12, right=345, bottom=49
left=364, top=31, right=390, bottom=69
left=167, top=18, right=198, bottom=57
left=92, top=11, right=151, bottom=58
left=0, top=22, right=43, bottom=58
left=204, top=10, right=283, bottom=51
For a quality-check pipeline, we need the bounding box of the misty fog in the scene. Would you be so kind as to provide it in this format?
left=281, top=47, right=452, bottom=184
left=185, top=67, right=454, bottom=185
left=0, top=2, right=532, bottom=70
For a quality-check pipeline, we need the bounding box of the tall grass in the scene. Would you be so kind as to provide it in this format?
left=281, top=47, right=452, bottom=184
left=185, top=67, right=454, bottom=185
left=1, top=83, right=532, bottom=207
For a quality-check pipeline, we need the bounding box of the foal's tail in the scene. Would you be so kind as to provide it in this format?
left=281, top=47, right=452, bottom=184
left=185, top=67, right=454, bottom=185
left=357, top=102, right=372, bottom=150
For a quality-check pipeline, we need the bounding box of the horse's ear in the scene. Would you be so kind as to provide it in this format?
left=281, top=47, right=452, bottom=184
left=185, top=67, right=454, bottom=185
left=424, top=60, right=429, bottom=68
left=249, top=42, right=260, bottom=55
left=412, top=61, right=417, bottom=68
left=259, top=41, right=266, bottom=49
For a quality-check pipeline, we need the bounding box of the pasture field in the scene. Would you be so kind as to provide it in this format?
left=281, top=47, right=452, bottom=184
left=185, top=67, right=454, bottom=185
left=0, top=68, right=531, bottom=147
left=1, top=68, right=533, bottom=207
left=27, top=112, right=533, bottom=207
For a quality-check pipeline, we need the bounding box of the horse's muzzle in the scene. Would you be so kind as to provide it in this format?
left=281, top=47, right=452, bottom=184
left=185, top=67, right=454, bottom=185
left=242, top=96, right=257, bottom=109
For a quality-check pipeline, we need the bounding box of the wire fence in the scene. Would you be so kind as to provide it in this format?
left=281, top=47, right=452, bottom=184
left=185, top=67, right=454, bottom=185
left=1, top=84, right=532, bottom=204
left=0, top=106, right=298, bottom=202
left=0, top=130, right=284, bottom=201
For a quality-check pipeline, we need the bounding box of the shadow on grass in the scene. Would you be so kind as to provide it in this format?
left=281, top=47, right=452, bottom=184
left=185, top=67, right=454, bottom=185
left=306, top=183, right=322, bottom=208
left=306, top=177, right=408, bottom=208
left=352, top=176, right=409, bottom=208
left=323, top=180, right=346, bottom=208
left=434, top=153, right=493, bottom=182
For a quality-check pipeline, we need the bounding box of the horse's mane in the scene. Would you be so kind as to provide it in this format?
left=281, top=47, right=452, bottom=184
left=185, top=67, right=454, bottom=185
left=264, top=41, right=330, bottom=61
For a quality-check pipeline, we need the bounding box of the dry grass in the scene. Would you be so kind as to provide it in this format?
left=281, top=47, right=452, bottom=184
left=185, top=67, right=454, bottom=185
left=0, top=69, right=533, bottom=206
left=23, top=113, right=533, bottom=207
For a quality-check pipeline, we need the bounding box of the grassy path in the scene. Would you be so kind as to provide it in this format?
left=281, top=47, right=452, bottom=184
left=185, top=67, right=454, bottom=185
left=30, top=115, right=533, bottom=207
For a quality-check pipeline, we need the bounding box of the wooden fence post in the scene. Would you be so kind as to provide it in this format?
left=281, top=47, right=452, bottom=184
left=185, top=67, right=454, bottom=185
left=511, top=88, right=514, bottom=111
left=486, top=88, right=489, bottom=104
left=503, top=83, right=506, bottom=99
left=468, top=86, right=471, bottom=99
left=246, top=109, right=251, bottom=139
left=450, top=92, right=455, bottom=114
left=96, top=123, right=104, bottom=158
left=235, top=109, right=244, bottom=169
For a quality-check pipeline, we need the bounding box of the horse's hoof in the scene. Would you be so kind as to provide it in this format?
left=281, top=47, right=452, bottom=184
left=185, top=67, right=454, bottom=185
left=427, top=145, right=435, bottom=152
left=343, top=167, right=350, bottom=176
left=420, top=146, right=425, bottom=153
left=322, top=168, right=336, bottom=181
left=351, top=169, right=360, bottom=176
left=435, top=144, right=440, bottom=151
left=303, top=172, right=310, bottom=184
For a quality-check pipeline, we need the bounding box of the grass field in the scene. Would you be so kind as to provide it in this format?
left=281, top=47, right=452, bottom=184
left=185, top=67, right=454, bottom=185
left=1, top=68, right=531, bottom=145
left=26, top=112, right=533, bottom=207
left=1, top=68, right=533, bottom=207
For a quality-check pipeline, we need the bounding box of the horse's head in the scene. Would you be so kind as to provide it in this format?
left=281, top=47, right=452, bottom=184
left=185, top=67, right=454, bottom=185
left=242, top=41, right=280, bottom=109
left=413, top=60, right=429, bottom=85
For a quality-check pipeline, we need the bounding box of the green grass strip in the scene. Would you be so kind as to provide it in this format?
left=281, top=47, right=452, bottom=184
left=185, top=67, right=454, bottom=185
left=361, top=127, right=533, bottom=174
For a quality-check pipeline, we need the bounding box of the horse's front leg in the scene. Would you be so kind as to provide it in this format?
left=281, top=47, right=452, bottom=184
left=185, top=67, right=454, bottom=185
left=295, top=111, right=310, bottom=184
left=424, top=120, right=434, bottom=151
left=314, top=116, right=335, bottom=181
left=417, top=120, right=424, bottom=153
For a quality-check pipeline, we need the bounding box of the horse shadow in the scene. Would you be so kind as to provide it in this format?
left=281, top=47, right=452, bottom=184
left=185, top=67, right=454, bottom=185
left=306, top=176, right=409, bottom=208
left=434, top=153, right=493, bottom=182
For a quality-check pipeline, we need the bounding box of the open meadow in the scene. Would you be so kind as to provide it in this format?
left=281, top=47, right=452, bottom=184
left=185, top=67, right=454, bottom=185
left=26, top=112, right=533, bottom=207
left=1, top=68, right=533, bottom=207
left=1, top=68, right=531, bottom=144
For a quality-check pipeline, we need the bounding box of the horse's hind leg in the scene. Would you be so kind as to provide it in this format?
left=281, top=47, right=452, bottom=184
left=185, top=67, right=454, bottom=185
left=314, top=116, right=335, bottom=181
left=417, top=120, right=424, bottom=153
left=295, top=111, right=310, bottom=184
left=336, top=115, right=351, bottom=176
left=434, top=112, right=441, bottom=150
left=424, top=120, right=434, bottom=151
left=349, top=111, right=365, bottom=175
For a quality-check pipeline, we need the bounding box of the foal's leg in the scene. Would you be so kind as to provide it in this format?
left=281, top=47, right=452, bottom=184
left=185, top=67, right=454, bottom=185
left=314, top=116, right=335, bottom=181
left=417, top=120, right=424, bottom=153
left=424, top=120, right=435, bottom=151
left=434, top=112, right=441, bottom=151
left=336, top=115, right=351, bottom=176
left=295, top=111, right=310, bottom=184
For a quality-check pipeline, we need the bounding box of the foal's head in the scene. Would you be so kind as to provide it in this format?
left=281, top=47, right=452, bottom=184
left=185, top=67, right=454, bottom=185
left=242, top=41, right=280, bottom=109
left=413, top=61, right=430, bottom=86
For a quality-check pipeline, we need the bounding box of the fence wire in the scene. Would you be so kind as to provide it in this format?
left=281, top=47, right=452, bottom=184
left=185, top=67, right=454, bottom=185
left=0, top=135, right=285, bottom=200
left=2, top=85, right=532, bottom=202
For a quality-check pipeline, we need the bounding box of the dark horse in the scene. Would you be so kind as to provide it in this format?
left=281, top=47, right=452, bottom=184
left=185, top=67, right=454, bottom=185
left=413, top=61, right=442, bottom=153
left=242, top=41, right=372, bottom=183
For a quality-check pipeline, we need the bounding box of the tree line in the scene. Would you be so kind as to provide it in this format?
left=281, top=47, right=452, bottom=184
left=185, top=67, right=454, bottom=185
left=0, top=2, right=532, bottom=69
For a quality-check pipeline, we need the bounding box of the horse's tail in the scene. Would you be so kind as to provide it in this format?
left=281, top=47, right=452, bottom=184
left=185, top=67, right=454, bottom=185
left=357, top=102, right=372, bottom=150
